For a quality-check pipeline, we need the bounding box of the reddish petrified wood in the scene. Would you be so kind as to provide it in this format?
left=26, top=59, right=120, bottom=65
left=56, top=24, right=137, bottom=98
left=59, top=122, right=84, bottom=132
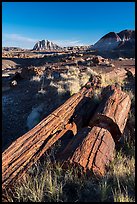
left=60, top=126, right=115, bottom=176
left=59, top=86, right=131, bottom=176
left=57, top=127, right=92, bottom=162
left=89, top=85, right=131, bottom=143
left=2, top=84, right=94, bottom=190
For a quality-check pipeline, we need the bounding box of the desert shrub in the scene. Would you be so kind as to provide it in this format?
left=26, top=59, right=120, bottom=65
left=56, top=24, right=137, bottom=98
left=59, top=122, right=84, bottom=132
left=47, top=66, right=98, bottom=96
left=101, top=73, right=124, bottom=87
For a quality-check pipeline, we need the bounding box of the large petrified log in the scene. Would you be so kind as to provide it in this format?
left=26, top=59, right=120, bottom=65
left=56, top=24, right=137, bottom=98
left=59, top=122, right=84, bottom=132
left=59, top=86, right=131, bottom=176
left=89, top=85, right=131, bottom=143
left=2, top=83, right=94, bottom=190
left=59, top=126, right=115, bottom=176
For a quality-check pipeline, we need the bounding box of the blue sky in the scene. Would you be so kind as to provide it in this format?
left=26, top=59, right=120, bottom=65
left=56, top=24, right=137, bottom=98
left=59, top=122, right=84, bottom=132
left=2, top=2, right=135, bottom=49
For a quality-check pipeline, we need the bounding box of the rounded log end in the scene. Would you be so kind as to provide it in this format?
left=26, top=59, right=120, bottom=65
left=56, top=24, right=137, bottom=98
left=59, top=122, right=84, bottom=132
left=89, top=114, right=122, bottom=144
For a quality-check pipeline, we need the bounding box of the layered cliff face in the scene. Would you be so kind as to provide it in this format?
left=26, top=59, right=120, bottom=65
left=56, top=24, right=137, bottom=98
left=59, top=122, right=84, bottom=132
left=33, top=40, right=62, bottom=51
left=92, top=30, right=135, bottom=52
left=116, top=30, right=135, bottom=50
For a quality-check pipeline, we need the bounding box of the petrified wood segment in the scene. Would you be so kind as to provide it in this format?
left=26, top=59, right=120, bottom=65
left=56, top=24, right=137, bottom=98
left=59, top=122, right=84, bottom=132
left=89, top=85, right=131, bottom=143
left=59, top=86, right=131, bottom=176
left=2, top=85, right=93, bottom=190
left=61, top=126, right=115, bottom=176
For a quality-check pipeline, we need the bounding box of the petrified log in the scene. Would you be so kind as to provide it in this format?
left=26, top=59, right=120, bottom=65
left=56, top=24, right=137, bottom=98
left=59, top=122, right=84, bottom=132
left=59, top=126, right=115, bottom=176
left=59, top=86, right=131, bottom=176
left=89, top=85, right=131, bottom=143
left=2, top=84, right=94, bottom=190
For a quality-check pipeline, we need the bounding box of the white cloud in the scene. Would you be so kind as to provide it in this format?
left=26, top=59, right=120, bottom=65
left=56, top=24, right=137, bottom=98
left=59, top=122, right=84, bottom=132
left=50, top=39, right=85, bottom=47
left=2, top=33, right=86, bottom=48
left=3, top=33, right=38, bottom=43
left=2, top=33, right=38, bottom=49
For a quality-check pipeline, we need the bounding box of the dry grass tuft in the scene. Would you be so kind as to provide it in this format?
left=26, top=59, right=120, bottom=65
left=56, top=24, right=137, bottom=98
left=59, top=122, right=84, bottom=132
left=101, top=73, right=125, bottom=87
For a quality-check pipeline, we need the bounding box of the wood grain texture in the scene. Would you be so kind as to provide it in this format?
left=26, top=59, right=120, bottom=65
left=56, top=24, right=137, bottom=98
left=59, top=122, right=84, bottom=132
left=2, top=85, right=93, bottom=189
left=59, top=86, right=131, bottom=176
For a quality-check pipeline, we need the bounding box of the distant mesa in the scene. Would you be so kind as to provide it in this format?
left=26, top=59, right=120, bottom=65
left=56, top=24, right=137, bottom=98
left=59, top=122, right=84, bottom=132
left=92, top=29, right=135, bottom=52
left=33, top=39, right=62, bottom=51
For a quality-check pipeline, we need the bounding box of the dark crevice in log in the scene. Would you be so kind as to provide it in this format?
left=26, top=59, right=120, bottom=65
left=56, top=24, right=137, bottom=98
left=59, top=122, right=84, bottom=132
left=57, top=127, right=92, bottom=162
left=85, top=128, right=103, bottom=169
left=70, top=97, right=100, bottom=129
left=56, top=130, right=74, bottom=154
left=89, top=115, right=122, bottom=144
left=91, top=130, right=108, bottom=173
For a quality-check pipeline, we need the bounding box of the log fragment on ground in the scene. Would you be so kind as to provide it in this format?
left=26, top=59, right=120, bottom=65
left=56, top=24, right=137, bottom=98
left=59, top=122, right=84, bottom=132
left=60, top=126, right=115, bottom=176
left=89, top=85, right=131, bottom=143
left=101, top=68, right=127, bottom=82
left=2, top=82, right=95, bottom=190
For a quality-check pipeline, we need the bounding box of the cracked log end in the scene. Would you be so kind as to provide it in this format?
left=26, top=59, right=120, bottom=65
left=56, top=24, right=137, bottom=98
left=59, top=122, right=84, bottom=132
left=60, top=126, right=115, bottom=176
